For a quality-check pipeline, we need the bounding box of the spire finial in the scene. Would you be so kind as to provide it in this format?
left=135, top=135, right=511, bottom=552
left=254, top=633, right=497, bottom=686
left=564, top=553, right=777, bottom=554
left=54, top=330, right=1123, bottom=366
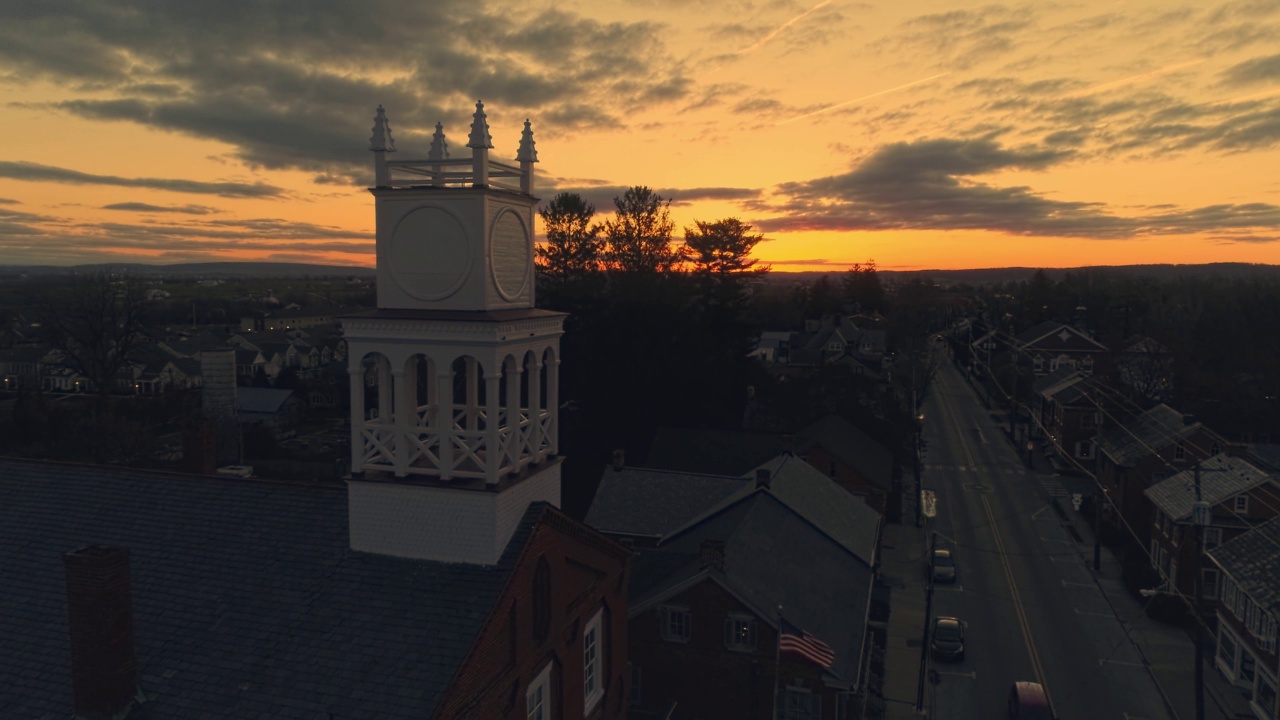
left=467, top=100, right=493, bottom=149
left=429, top=121, right=449, bottom=161
left=516, top=118, right=538, bottom=163
left=369, top=105, right=396, bottom=152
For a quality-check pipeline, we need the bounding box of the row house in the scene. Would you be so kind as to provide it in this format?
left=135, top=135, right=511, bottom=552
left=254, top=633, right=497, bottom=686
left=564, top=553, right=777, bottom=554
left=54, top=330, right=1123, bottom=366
left=760, top=315, right=888, bottom=379
left=1031, top=368, right=1102, bottom=463
left=1143, top=455, right=1280, bottom=602
left=1014, top=321, right=1109, bottom=377
left=587, top=454, right=880, bottom=719
left=1206, top=516, right=1280, bottom=720
left=1096, top=403, right=1227, bottom=547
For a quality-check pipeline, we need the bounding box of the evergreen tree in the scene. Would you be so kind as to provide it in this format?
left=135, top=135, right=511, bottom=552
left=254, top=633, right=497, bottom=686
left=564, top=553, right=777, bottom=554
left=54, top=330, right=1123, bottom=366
left=601, top=186, right=683, bottom=274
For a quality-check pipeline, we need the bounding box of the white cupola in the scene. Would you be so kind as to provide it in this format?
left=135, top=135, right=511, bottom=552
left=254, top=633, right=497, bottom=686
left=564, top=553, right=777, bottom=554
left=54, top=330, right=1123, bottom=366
left=342, top=103, right=563, bottom=566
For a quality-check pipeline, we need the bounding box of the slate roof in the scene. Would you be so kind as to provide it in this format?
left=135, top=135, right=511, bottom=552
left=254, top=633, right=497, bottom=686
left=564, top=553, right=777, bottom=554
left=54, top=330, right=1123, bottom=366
left=1098, top=403, right=1204, bottom=467
left=630, top=492, right=874, bottom=685
left=1246, top=444, right=1280, bottom=474
left=644, top=427, right=790, bottom=476
left=0, top=457, right=538, bottom=720
left=585, top=466, right=748, bottom=538
left=1206, top=515, right=1280, bottom=616
left=1032, top=366, right=1082, bottom=395
left=663, top=453, right=880, bottom=566
left=237, top=387, right=298, bottom=414
left=1144, top=455, right=1275, bottom=520
left=794, top=415, right=894, bottom=491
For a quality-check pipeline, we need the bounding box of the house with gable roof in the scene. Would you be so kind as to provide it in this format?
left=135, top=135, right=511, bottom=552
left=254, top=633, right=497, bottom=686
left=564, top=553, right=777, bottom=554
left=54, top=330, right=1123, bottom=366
left=1205, top=515, right=1280, bottom=719
left=1014, top=320, right=1109, bottom=377
left=588, top=454, right=880, bottom=719
left=1096, top=403, right=1228, bottom=548
left=1144, top=455, right=1280, bottom=601
left=0, top=104, right=634, bottom=720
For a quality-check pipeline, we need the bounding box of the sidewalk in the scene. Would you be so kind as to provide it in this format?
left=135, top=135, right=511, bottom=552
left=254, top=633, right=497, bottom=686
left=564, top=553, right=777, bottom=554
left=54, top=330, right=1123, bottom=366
left=876, top=520, right=929, bottom=720
left=1050, top=487, right=1257, bottom=720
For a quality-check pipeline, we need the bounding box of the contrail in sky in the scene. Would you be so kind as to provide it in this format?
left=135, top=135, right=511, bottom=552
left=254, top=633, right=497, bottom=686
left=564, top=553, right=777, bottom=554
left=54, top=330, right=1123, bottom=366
left=1065, top=59, right=1205, bottom=98
left=735, top=0, right=832, bottom=56
left=778, top=72, right=952, bottom=125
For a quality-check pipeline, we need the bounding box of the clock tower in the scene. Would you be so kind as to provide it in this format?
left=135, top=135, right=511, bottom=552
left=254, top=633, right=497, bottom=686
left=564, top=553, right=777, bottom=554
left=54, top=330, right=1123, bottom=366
left=342, top=103, right=566, bottom=565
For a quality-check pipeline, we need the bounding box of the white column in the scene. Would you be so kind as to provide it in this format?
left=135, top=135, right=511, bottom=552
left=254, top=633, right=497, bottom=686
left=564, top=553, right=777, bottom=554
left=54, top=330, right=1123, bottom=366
left=437, top=362, right=455, bottom=480
left=485, top=372, right=501, bottom=486
left=349, top=365, right=365, bottom=474
left=392, top=369, right=409, bottom=477
left=465, top=356, right=478, bottom=432
left=377, top=357, right=392, bottom=421
left=505, top=359, right=523, bottom=471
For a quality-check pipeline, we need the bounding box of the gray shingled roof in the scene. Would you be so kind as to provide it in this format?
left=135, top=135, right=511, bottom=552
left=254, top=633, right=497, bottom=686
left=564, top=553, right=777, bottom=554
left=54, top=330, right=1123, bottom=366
left=663, top=454, right=880, bottom=566
left=633, top=493, right=874, bottom=685
left=1098, top=404, right=1203, bottom=467
left=237, top=387, right=298, bottom=414
left=585, top=466, right=748, bottom=538
left=1032, top=366, right=1081, bottom=395
left=794, top=415, right=893, bottom=491
left=0, top=458, right=537, bottom=720
left=1207, top=515, right=1280, bottom=616
left=1144, top=456, right=1274, bottom=520
left=644, top=427, right=790, bottom=476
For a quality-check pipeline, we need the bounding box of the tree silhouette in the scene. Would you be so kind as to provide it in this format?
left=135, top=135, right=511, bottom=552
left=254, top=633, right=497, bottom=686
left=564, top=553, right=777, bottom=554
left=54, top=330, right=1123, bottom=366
left=536, top=192, right=601, bottom=287
left=601, top=186, right=683, bottom=274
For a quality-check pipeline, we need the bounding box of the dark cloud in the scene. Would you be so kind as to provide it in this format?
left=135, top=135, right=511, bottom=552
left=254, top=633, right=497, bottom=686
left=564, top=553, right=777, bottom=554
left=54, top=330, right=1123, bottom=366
left=0, top=1, right=690, bottom=182
left=0, top=161, right=285, bottom=198
left=873, top=6, right=1038, bottom=70
left=102, top=202, right=218, bottom=214
left=540, top=184, right=760, bottom=215
left=0, top=197, right=19, bottom=204
left=1221, top=53, right=1280, bottom=85
left=757, top=137, right=1280, bottom=240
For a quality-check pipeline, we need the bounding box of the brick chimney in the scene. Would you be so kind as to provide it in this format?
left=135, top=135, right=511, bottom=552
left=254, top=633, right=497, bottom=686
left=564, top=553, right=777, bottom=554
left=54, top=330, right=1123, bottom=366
left=64, top=546, right=140, bottom=720
left=700, top=539, right=725, bottom=572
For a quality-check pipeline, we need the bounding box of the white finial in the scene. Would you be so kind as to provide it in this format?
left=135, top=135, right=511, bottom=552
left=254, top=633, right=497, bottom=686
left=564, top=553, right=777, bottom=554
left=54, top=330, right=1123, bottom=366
left=429, top=122, right=449, bottom=160
left=369, top=105, right=396, bottom=152
left=516, top=119, right=538, bottom=163
left=467, top=100, right=493, bottom=149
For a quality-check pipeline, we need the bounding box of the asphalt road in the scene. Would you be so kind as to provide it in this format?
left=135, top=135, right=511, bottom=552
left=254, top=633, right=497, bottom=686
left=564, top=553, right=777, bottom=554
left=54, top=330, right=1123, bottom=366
left=921, top=353, right=1175, bottom=720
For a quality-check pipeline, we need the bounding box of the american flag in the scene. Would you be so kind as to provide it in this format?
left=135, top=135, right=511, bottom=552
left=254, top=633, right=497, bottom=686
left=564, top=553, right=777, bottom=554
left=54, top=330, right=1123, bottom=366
left=779, top=617, right=835, bottom=668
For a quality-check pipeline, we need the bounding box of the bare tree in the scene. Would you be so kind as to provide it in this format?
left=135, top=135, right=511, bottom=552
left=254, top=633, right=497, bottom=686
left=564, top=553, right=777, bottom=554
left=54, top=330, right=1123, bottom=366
left=43, top=271, right=148, bottom=396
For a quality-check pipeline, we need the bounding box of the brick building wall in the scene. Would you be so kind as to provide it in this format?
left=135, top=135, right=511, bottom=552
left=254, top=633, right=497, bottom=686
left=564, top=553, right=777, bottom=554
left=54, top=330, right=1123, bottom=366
left=801, top=446, right=891, bottom=518
left=629, top=580, right=837, bottom=720
left=435, top=507, right=632, bottom=720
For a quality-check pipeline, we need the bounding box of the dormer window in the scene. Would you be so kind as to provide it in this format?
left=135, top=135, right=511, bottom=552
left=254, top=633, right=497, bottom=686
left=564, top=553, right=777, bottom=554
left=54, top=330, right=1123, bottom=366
left=1210, top=443, right=1221, bottom=456
left=1174, top=444, right=1185, bottom=461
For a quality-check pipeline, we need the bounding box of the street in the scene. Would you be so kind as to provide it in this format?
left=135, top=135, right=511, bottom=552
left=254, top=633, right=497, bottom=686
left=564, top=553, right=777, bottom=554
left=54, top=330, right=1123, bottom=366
left=920, top=354, right=1176, bottom=720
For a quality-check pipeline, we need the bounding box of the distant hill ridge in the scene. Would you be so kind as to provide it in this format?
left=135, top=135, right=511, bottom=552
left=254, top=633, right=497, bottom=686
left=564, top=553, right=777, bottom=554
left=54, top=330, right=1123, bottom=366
left=0, top=261, right=1275, bottom=283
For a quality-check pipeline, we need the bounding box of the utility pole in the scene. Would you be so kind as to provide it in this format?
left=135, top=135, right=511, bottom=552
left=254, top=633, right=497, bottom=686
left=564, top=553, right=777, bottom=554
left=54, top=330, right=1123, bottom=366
left=1192, top=461, right=1207, bottom=720
left=916, top=530, right=937, bottom=712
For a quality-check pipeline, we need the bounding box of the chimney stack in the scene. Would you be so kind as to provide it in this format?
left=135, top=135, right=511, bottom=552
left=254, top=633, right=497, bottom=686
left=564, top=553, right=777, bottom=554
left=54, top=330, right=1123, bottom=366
left=64, top=546, right=140, bottom=720
left=700, top=539, right=725, bottom=572
left=612, top=449, right=625, bottom=471
left=755, top=468, right=772, bottom=489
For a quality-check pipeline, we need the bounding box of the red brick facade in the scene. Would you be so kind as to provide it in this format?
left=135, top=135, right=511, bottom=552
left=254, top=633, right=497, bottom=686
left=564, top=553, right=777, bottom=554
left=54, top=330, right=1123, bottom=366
left=628, top=579, right=842, bottom=720
left=435, top=507, right=632, bottom=720
left=800, top=445, right=892, bottom=517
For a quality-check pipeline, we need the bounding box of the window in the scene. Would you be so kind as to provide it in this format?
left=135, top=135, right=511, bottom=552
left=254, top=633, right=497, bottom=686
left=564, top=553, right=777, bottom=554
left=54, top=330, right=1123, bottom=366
left=724, top=615, right=757, bottom=652
left=1211, top=443, right=1222, bottom=456
left=1202, top=568, right=1220, bottom=598
left=1235, top=495, right=1249, bottom=514
left=1175, top=444, right=1186, bottom=461
left=1204, top=527, right=1223, bottom=550
left=783, top=686, right=821, bottom=720
left=1255, top=672, right=1277, bottom=720
left=659, top=605, right=691, bottom=643
left=584, top=609, right=604, bottom=713
left=527, top=663, right=551, bottom=720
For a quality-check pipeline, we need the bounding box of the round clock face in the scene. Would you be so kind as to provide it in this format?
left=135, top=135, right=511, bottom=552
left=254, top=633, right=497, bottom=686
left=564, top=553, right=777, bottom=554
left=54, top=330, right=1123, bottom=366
left=490, top=209, right=530, bottom=301
left=389, top=206, right=470, bottom=301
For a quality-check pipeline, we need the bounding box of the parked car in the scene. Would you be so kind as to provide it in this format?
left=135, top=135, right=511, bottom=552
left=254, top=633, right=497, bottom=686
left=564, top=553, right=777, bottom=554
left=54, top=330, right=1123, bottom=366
left=931, top=616, right=966, bottom=660
left=932, top=548, right=957, bottom=583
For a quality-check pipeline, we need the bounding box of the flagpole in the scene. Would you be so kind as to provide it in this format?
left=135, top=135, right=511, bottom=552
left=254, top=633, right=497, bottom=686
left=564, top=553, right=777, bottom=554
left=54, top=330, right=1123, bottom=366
left=773, top=604, right=783, bottom=720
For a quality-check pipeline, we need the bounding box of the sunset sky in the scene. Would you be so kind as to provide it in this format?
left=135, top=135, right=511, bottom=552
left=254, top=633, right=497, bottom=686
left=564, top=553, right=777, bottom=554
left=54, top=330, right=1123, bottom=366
left=1, top=0, right=1279, bottom=271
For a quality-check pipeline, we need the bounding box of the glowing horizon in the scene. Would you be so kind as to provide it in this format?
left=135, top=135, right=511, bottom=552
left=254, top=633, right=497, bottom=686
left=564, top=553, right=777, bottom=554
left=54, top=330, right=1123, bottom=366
left=0, top=1, right=1277, bottom=272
